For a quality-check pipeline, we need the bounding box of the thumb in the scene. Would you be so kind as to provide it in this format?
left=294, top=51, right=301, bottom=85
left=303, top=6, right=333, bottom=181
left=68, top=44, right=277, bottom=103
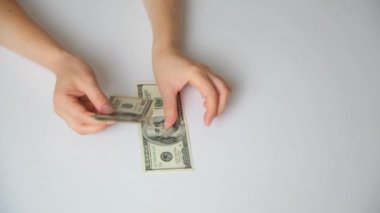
left=82, top=82, right=114, bottom=114
left=161, top=88, right=178, bottom=128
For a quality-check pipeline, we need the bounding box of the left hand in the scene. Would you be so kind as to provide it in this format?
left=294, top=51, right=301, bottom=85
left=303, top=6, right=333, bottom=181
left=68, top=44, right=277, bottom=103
left=152, top=48, right=231, bottom=128
left=52, top=55, right=115, bottom=135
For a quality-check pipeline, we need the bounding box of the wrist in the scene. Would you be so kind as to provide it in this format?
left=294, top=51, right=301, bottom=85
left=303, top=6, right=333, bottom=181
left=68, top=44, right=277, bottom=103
left=49, top=51, right=89, bottom=77
left=152, top=39, right=182, bottom=56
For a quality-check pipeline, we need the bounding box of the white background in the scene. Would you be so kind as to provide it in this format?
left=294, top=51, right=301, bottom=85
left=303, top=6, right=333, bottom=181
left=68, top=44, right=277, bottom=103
left=1, top=0, right=379, bottom=212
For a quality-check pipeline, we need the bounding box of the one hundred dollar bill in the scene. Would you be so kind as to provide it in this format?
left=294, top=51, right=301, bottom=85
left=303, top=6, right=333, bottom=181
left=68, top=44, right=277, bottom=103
left=93, top=96, right=153, bottom=122
left=137, top=83, right=193, bottom=172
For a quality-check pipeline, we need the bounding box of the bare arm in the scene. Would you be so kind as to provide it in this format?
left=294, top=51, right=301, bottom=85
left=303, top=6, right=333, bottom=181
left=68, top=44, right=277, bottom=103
left=143, top=0, right=231, bottom=127
left=0, top=0, right=66, bottom=72
left=0, top=0, right=114, bottom=134
left=143, top=0, right=182, bottom=51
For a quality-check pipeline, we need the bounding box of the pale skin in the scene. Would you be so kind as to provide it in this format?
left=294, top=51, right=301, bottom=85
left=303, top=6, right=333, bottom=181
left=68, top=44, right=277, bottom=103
left=0, top=0, right=231, bottom=134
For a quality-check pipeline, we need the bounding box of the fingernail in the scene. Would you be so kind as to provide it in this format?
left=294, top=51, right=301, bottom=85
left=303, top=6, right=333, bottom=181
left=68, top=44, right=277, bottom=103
left=106, top=121, right=116, bottom=125
left=164, top=120, right=171, bottom=129
left=101, top=104, right=114, bottom=114
left=164, top=114, right=176, bottom=129
left=205, top=118, right=212, bottom=126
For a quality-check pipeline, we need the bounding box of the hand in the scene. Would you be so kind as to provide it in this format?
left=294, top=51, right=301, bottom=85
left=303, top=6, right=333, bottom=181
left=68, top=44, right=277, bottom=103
left=153, top=48, right=231, bottom=128
left=52, top=55, right=115, bottom=135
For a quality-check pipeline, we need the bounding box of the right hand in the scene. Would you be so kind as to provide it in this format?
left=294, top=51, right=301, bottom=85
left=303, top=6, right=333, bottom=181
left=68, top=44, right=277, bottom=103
left=152, top=48, right=231, bottom=128
left=52, top=54, right=115, bottom=135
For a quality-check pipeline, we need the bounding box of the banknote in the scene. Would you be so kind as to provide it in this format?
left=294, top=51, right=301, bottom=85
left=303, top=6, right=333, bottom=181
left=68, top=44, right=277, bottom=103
left=93, top=96, right=153, bottom=122
left=137, top=83, right=193, bottom=172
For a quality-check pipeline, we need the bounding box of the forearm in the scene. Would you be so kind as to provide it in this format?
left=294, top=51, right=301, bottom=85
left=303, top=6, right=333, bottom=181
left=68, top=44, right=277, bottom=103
left=0, top=0, right=71, bottom=73
left=143, top=0, right=230, bottom=127
left=143, top=0, right=183, bottom=52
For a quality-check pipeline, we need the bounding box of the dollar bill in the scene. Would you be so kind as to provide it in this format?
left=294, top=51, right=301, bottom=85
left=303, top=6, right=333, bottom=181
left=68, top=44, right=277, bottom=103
left=93, top=96, right=153, bottom=122
left=137, top=83, right=193, bottom=172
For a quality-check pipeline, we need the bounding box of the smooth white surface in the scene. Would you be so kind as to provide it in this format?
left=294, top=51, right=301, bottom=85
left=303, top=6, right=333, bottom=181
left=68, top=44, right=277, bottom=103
left=1, top=0, right=380, bottom=212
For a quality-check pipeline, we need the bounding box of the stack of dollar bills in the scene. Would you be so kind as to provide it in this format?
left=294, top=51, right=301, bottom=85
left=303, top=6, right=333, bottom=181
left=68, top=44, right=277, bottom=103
left=94, top=83, right=193, bottom=172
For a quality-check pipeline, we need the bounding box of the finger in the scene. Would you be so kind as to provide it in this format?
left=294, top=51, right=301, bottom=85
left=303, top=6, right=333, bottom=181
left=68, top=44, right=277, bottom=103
left=80, top=80, right=114, bottom=114
left=207, top=73, right=231, bottom=115
left=63, top=112, right=111, bottom=135
left=81, top=111, right=116, bottom=125
left=67, top=121, right=109, bottom=135
left=76, top=123, right=110, bottom=135
left=69, top=103, right=115, bottom=126
left=59, top=95, right=114, bottom=126
left=160, top=87, right=178, bottom=128
left=78, top=96, right=97, bottom=112
left=189, top=71, right=218, bottom=126
left=209, top=71, right=233, bottom=91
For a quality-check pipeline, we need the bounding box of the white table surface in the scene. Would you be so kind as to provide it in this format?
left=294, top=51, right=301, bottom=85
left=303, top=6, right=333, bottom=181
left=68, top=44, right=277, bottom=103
left=1, top=0, right=379, bottom=212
